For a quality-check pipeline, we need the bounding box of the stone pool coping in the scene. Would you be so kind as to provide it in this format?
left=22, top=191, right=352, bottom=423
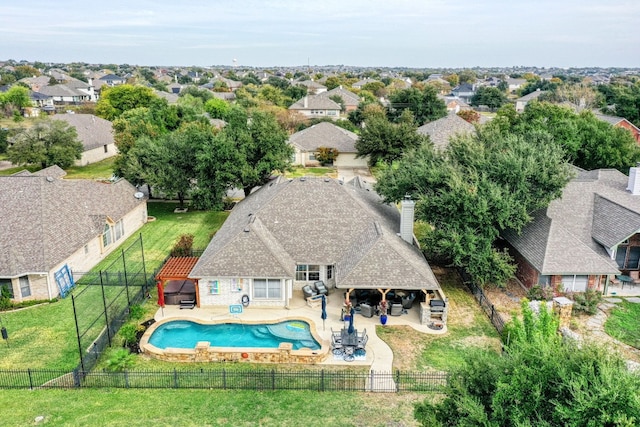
left=140, top=315, right=330, bottom=364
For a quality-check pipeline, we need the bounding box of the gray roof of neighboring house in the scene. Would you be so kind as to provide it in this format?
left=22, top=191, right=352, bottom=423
left=296, top=80, right=327, bottom=90
left=289, top=122, right=358, bottom=153
left=153, top=90, right=180, bottom=104
left=594, top=113, right=623, bottom=125
left=417, top=113, right=476, bottom=150
left=190, top=177, right=440, bottom=290
left=50, top=114, right=114, bottom=151
left=502, top=168, right=640, bottom=276
left=37, top=84, right=85, bottom=97
left=289, top=95, right=341, bottom=111
left=99, top=74, right=125, bottom=81
left=0, top=172, right=144, bottom=277
left=517, top=90, right=546, bottom=102
left=317, top=87, right=360, bottom=107
left=211, top=92, right=236, bottom=101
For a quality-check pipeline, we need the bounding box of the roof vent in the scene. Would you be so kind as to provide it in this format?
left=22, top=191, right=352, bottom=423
left=324, top=178, right=330, bottom=183
left=300, top=177, right=306, bottom=182
left=134, top=192, right=144, bottom=199
left=46, top=176, right=54, bottom=182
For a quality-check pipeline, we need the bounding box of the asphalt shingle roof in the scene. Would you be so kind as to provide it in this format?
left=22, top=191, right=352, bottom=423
left=190, top=177, right=440, bottom=290
left=289, top=95, right=341, bottom=111
left=503, top=168, right=640, bottom=276
left=0, top=173, right=144, bottom=277
left=417, top=113, right=476, bottom=150
left=288, top=122, right=358, bottom=153
left=51, top=114, right=114, bottom=151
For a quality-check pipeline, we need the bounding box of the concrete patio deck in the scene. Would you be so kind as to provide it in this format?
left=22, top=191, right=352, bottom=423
left=153, top=290, right=446, bottom=375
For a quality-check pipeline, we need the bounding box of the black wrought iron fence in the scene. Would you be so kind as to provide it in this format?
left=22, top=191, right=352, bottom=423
left=457, top=268, right=506, bottom=334
left=0, top=368, right=447, bottom=392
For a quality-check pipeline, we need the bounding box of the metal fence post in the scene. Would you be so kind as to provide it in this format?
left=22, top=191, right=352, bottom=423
left=99, top=272, right=112, bottom=346
left=121, top=249, right=131, bottom=307
left=71, top=294, right=85, bottom=372
left=173, top=368, right=178, bottom=388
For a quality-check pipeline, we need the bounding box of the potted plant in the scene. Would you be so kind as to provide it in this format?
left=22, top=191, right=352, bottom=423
left=379, top=300, right=388, bottom=325
left=343, top=300, right=353, bottom=321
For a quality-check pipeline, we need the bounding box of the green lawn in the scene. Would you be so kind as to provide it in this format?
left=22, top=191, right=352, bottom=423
left=64, top=157, right=116, bottom=180
left=0, top=164, right=40, bottom=176
left=0, top=389, right=423, bottom=427
left=0, top=202, right=227, bottom=371
left=604, top=300, right=640, bottom=349
left=285, top=166, right=338, bottom=178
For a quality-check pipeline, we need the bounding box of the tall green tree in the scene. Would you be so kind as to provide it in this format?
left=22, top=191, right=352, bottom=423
left=375, top=128, right=573, bottom=285
left=96, top=85, right=158, bottom=120
left=387, top=86, right=447, bottom=125
left=0, top=86, right=31, bottom=118
left=204, top=98, right=231, bottom=120
left=470, top=86, right=508, bottom=109
left=355, top=110, right=426, bottom=166
left=7, top=119, right=83, bottom=168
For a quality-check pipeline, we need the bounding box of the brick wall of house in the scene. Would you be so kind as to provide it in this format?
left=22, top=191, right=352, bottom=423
left=504, top=242, right=539, bottom=289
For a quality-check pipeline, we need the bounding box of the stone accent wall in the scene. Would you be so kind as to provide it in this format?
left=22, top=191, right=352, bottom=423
left=553, top=297, right=574, bottom=328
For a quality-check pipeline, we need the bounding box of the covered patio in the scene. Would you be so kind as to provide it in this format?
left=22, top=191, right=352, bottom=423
left=156, top=257, right=200, bottom=307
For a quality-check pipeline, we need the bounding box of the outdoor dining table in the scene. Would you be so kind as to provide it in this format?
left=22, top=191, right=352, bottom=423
left=616, top=274, right=633, bottom=289
left=341, top=328, right=358, bottom=347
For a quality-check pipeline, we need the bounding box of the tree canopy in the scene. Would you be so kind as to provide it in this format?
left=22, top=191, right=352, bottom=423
left=355, top=110, right=427, bottom=167
left=0, top=86, right=31, bottom=118
left=387, top=86, right=447, bottom=125
left=415, top=301, right=640, bottom=426
left=470, top=86, right=508, bottom=109
left=96, top=85, right=159, bottom=120
left=375, top=127, right=573, bottom=285
left=7, top=119, right=83, bottom=168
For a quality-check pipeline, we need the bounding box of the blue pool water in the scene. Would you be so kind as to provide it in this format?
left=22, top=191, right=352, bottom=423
left=148, top=320, right=320, bottom=350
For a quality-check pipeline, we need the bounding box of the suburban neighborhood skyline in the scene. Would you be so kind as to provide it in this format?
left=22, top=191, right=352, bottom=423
left=1, top=0, right=639, bottom=68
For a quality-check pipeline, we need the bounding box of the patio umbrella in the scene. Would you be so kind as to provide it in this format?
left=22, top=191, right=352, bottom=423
left=321, top=295, right=327, bottom=331
left=347, top=307, right=355, bottom=335
left=156, top=281, right=165, bottom=317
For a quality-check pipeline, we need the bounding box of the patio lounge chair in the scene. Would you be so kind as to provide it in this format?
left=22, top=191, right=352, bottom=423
left=401, top=292, right=416, bottom=309
left=630, top=271, right=640, bottom=286
left=390, top=303, right=403, bottom=316
left=313, top=281, right=329, bottom=296
left=302, top=285, right=317, bottom=299
left=359, top=303, right=374, bottom=318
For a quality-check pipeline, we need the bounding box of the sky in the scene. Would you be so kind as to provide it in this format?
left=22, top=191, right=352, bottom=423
left=1, top=0, right=639, bottom=68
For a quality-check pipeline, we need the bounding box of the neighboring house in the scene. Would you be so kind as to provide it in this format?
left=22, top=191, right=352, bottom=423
left=515, top=89, right=546, bottom=113
left=451, top=83, right=475, bottom=103
left=189, top=177, right=446, bottom=324
left=317, top=86, right=360, bottom=112
left=288, top=122, right=367, bottom=168
left=211, top=91, right=236, bottom=101
left=295, top=80, right=327, bottom=95
left=25, top=91, right=55, bottom=116
left=594, top=113, right=640, bottom=144
left=99, top=74, right=126, bottom=86
left=167, top=82, right=183, bottom=94
left=37, top=83, right=94, bottom=104
left=0, top=166, right=147, bottom=302
left=209, top=77, right=242, bottom=91
left=352, top=78, right=380, bottom=90
left=417, top=113, right=476, bottom=150
left=506, top=78, right=527, bottom=93
left=288, top=95, right=341, bottom=120
left=437, top=95, right=471, bottom=114
left=502, top=166, right=640, bottom=293
left=153, top=89, right=180, bottom=105
left=51, top=114, right=117, bottom=166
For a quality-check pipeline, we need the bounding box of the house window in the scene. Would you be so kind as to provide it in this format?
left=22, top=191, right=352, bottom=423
left=538, top=275, right=550, bottom=286
left=102, top=223, right=112, bottom=247
left=209, top=280, right=219, bottom=295
left=114, top=219, right=124, bottom=241
left=19, top=276, right=31, bottom=298
left=561, top=275, right=588, bottom=292
left=253, top=278, right=281, bottom=299
left=327, top=110, right=337, bottom=116
left=309, top=153, right=316, bottom=161
left=615, top=244, right=640, bottom=269
left=327, top=265, right=334, bottom=280
left=103, top=145, right=108, bottom=153
left=0, top=279, right=13, bottom=298
left=296, top=265, right=320, bottom=281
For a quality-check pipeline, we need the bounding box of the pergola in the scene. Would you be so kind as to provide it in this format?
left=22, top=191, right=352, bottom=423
left=155, top=257, right=200, bottom=307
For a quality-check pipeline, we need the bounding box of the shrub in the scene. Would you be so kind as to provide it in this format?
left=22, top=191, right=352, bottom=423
left=105, top=348, right=136, bottom=371
left=0, top=286, right=12, bottom=310
left=170, top=234, right=194, bottom=257
left=315, top=147, right=339, bottom=165
left=128, top=304, right=144, bottom=320
left=571, top=289, right=602, bottom=315
left=527, top=284, right=554, bottom=301
left=119, top=324, right=139, bottom=347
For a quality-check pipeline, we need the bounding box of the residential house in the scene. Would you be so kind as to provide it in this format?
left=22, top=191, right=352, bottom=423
left=209, top=77, right=242, bottom=92
left=99, top=74, right=126, bottom=87
left=594, top=113, right=640, bottom=144
left=501, top=166, right=640, bottom=293
left=295, top=80, right=327, bottom=95
left=189, top=176, right=446, bottom=324
left=153, top=90, right=180, bottom=105
left=506, top=78, right=527, bottom=93
left=451, top=83, right=475, bottom=103
left=0, top=167, right=147, bottom=302
left=352, top=78, right=380, bottom=90
left=288, top=122, right=367, bottom=168
left=515, top=89, right=546, bottom=113
left=316, top=86, right=360, bottom=112
left=288, top=95, right=341, bottom=120
left=51, top=114, right=117, bottom=166
left=167, top=82, right=183, bottom=94
left=437, top=95, right=471, bottom=114
left=417, top=113, right=476, bottom=150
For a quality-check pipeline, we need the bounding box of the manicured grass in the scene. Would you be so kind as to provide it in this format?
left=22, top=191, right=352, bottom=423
left=64, top=157, right=116, bottom=180
left=377, top=268, right=502, bottom=372
left=0, top=389, right=424, bottom=427
left=0, top=164, right=40, bottom=176
left=604, top=300, right=640, bottom=349
left=0, top=202, right=227, bottom=371
left=286, top=166, right=338, bottom=178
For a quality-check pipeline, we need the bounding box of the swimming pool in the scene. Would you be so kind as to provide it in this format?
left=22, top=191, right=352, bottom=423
left=140, top=317, right=328, bottom=364
left=148, top=319, right=320, bottom=350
